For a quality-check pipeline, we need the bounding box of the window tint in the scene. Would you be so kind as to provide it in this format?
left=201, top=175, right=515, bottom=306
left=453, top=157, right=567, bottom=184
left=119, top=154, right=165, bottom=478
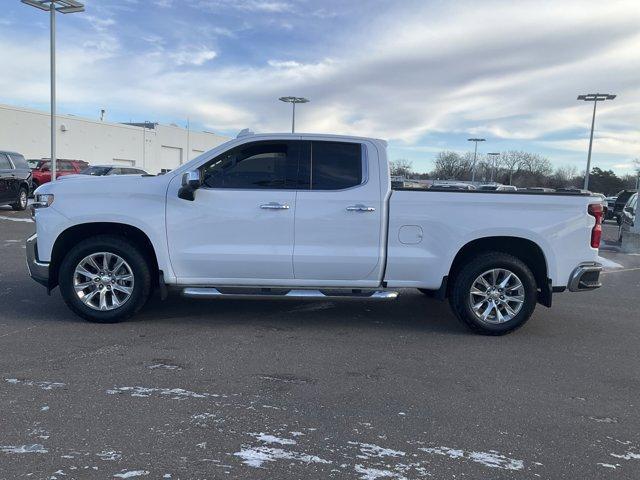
left=108, top=168, right=121, bottom=175
left=202, top=141, right=300, bottom=189
left=9, top=154, right=27, bottom=169
left=0, top=154, right=12, bottom=169
left=59, top=161, right=75, bottom=171
left=309, top=141, right=362, bottom=190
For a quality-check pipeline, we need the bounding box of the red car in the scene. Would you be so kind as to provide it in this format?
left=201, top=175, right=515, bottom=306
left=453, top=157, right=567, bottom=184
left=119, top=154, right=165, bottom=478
left=28, top=159, right=89, bottom=190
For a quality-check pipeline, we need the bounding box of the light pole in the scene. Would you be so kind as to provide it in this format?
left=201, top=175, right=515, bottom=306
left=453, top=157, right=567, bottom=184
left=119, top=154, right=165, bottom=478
left=577, top=93, right=616, bottom=190
left=279, top=96, right=309, bottom=133
left=22, top=0, right=85, bottom=182
left=487, top=153, right=500, bottom=182
left=468, top=138, right=485, bottom=182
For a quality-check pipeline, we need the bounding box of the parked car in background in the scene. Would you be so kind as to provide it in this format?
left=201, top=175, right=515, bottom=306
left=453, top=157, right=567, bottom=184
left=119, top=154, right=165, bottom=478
left=478, top=184, right=518, bottom=191
left=0, top=150, right=31, bottom=210
left=79, top=165, right=149, bottom=176
left=28, top=132, right=605, bottom=335
left=610, top=189, right=638, bottom=224
left=618, top=192, right=637, bottom=242
left=518, top=187, right=555, bottom=193
left=430, top=182, right=476, bottom=190
left=605, top=196, right=617, bottom=220
left=30, top=159, right=89, bottom=190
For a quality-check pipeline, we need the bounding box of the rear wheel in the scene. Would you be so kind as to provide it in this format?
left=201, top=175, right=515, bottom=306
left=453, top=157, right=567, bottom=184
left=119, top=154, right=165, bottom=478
left=449, top=252, right=537, bottom=335
left=11, top=187, right=28, bottom=211
left=58, top=235, right=151, bottom=323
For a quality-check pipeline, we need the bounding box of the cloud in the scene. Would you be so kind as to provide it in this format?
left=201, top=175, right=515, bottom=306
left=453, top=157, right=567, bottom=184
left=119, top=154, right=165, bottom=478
left=169, top=47, right=217, bottom=66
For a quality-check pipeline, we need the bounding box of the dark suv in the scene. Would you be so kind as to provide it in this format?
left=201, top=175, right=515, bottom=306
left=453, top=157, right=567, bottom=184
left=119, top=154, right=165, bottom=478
left=0, top=151, right=32, bottom=211
left=611, top=189, right=638, bottom=224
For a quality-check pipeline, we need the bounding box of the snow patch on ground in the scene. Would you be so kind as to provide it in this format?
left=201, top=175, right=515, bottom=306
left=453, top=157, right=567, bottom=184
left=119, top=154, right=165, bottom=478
left=420, top=446, right=524, bottom=470
left=113, top=470, right=149, bottom=478
left=234, top=446, right=331, bottom=468
left=597, top=463, right=619, bottom=469
left=350, top=442, right=405, bottom=459
left=0, top=444, right=48, bottom=454
left=147, top=363, right=182, bottom=370
left=355, top=464, right=408, bottom=479
left=97, top=450, right=122, bottom=461
left=106, top=386, right=221, bottom=399
left=253, top=433, right=297, bottom=445
left=611, top=452, right=640, bottom=460
left=5, top=378, right=66, bottom=390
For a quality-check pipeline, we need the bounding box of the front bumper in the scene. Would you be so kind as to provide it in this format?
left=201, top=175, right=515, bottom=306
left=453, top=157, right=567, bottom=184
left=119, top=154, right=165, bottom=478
left=568, top=262, right=603, bottom=292
left=26, top=234, right=50, bottom=288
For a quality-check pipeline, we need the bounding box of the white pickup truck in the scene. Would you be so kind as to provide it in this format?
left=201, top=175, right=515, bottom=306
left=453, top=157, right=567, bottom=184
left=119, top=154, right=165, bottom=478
left=27, top=132, right=604, bottom=335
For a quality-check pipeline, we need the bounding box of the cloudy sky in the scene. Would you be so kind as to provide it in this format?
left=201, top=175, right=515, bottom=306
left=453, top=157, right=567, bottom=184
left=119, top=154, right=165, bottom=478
left=0, top=0, right=638, bottom=174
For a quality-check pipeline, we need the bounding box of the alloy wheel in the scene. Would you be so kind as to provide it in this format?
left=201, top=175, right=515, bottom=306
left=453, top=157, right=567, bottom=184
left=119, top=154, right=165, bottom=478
left=469, top=268, right=525, bottom=324
left=73, top=252, right=134, bottom=311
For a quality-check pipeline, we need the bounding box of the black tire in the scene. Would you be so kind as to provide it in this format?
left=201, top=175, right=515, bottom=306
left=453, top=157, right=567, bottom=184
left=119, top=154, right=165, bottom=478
left=58, top=235, right=152, bottom=323
left=448, top=252, right=537, bottom=335
left=11, top=187, right=28, bottom=211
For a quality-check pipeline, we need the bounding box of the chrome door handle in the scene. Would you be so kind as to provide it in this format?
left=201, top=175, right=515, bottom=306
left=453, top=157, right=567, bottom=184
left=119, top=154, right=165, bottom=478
left=260, top=202, right=290, bottom=210
left=346, top=204, right=376, bottom=212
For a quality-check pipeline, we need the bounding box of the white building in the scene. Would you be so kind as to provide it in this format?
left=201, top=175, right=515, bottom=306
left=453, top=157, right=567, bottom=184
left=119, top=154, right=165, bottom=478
left=0, top=103, right=229, bottom=174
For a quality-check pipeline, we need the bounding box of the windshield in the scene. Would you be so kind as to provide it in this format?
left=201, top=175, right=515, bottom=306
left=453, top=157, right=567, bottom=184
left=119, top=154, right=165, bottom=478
left=27, top=159, right=42, bottom=169
left=80, top=166, right=111, bottom=176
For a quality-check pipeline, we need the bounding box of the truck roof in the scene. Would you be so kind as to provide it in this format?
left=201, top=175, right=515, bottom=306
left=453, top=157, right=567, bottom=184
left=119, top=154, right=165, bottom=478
left=236, top=131, right=388, bottom=146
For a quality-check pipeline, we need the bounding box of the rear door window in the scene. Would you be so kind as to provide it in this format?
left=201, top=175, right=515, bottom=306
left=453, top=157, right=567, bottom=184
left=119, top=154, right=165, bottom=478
left=305, top=141, right=363, bottom=190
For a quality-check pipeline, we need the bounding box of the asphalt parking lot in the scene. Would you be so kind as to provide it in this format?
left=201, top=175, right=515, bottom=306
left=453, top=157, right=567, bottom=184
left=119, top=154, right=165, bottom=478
left=1, top=207, right=639, bottom=479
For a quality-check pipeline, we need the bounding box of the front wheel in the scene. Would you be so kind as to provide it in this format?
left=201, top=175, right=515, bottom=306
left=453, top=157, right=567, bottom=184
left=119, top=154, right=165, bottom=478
left=449, top=252, right=537, bottom=335
left=58, top=235, right=151, bottom=323
left=11, top=187, right=28, bottom=211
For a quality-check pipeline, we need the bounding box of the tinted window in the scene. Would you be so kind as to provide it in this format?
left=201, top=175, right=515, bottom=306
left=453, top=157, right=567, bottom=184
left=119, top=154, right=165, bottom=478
left=9, top=154, right=27, bottom=169
left=0, top=154, right=12, bottom=169
left=202, top=141, right=300, bottom=189
left=59, top=161, right=75, bottom=171
left=108, top=168, right=121, bottom=175
left=309, top=141, right=362, bottom=190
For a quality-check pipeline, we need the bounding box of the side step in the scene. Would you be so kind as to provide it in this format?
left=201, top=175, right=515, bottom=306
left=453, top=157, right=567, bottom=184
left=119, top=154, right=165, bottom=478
left=182, top=287, right=398, bottom=300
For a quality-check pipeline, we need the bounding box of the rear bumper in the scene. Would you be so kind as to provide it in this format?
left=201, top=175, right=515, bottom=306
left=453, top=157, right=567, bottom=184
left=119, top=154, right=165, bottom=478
left=26, top=234, right=50, bottom=288
left=568, top=262, right=603, bottom=292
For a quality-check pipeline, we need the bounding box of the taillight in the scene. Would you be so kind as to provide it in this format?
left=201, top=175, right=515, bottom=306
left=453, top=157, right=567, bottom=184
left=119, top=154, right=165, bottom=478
left=588, top=203, right=603, bottom=248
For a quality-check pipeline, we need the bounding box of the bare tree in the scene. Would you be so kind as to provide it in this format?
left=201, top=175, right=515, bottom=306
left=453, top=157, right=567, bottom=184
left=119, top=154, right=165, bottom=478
left=390, top=159, right=413, bottom=178
left=433, top=151, right=472, bottom=180
left=501, top=151, right=525, bottom=185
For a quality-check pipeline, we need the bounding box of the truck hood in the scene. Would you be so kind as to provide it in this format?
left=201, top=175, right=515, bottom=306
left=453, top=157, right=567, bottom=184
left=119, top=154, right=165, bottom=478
left=35, top=173, right=164, bottom=197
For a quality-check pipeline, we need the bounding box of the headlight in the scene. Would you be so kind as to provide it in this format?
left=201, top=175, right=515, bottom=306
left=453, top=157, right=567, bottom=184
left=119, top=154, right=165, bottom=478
left=34, top=193, right=55, bottom=207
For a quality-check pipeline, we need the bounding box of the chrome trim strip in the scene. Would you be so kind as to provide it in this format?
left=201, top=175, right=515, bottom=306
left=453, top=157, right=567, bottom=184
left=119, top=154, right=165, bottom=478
left=182, top=287, right=398, bottom=300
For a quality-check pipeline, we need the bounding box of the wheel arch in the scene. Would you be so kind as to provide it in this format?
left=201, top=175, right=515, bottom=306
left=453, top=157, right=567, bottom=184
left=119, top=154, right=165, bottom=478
left=447, top=236, right=552, bottom=307
left=49, top=222, right=159, bottom=291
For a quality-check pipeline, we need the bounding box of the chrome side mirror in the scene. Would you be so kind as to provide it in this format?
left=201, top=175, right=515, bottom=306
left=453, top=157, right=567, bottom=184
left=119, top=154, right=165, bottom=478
left=178, top=170, right=201, bottom=201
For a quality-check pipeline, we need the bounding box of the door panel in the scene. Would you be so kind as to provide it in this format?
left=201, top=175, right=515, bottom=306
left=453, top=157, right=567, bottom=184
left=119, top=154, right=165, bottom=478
left=165, top=140, right=301, bottom=283
left=0, top=154, right=14, bottom=203
left=166, top=188, right=296, bottom=281
left=293, top=141, right=383, bottom=281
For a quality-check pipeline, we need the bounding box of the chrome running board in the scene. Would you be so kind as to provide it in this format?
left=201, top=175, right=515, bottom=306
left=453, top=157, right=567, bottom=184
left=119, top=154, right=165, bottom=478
left=182, top=287, right=398, bottom=300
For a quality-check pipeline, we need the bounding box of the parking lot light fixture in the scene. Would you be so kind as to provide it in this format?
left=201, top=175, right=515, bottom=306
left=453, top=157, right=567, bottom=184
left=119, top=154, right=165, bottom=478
left=279, top=97, right=310, bottom=133
left=487, top=152, right=500, bottom=182
left=467, top=138, right=486, bottom=182
left=21, top=0, right=85, bottom=182
left=577, top=93, right=616, bottom=190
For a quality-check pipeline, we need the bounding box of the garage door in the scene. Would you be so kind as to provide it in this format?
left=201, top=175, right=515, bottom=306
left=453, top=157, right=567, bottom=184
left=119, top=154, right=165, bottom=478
left=160, top=146, right=183, bottom=171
